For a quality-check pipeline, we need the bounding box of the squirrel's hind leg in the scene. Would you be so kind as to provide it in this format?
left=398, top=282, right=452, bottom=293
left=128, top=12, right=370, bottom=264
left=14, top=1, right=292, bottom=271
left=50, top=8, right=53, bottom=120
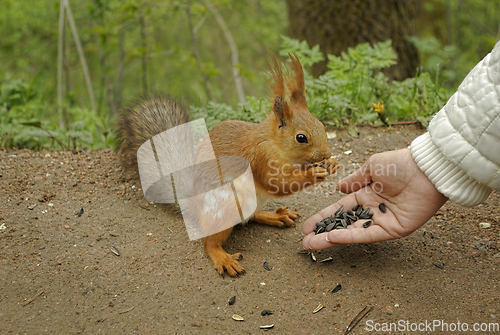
left=204, top=227, right=244, bottom=277
left=252, top=206, right=298, bottom=227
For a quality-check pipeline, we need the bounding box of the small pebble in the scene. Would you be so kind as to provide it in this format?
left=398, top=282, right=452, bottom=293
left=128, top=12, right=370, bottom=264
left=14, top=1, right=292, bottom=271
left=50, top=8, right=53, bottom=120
left=479, top=222, right=491, bottom=229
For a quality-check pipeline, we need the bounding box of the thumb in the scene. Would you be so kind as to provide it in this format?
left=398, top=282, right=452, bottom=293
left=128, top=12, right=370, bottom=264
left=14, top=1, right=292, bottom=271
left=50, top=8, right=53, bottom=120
left=337, top=160, right=372, bottom=194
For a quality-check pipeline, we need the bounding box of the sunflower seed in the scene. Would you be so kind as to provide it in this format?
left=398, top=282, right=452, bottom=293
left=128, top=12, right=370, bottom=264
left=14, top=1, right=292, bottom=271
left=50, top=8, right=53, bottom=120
left=298, top=250, right=310, bottom=254
left=311, top=252, right=317, bottom=262
left=315, top=226, right=325, bottom=234
left=263, top=261, right=271, bottom=271
left=110, top=246, right=120, bottom=256
left=347, top=214, right=358, bottom=222
left=361, top=207, right=371, bottom=216
left=313, top=304, right=324, bottom=313
left=353, top=204, right=360, bottom=211
left=232, top=314, right=244, bottom=321
left=320, top=256, right=333, bottom=263
left=362, top=220, right=372, bottom=228
left=261, top=309, right=273, bottom=316
left=347, top=210, right=354, bottom=216
left=334, top=205, right=344, bottom=216
left=260, top=324, right=274, bottom=329
left=355, top=206, right=363, bottom=216
left=379, top=203, right=387, bottom=213
left=228, top=296, right=236, bottom=305
left=77, top=208, right=84, bottom=217
left=325, top=223, right=335, bottom=232
left=316, top=221, right=327, bottom=228
left=331, top=283, right=342, bottom=293
left=433, top=262, right=444, bottom=269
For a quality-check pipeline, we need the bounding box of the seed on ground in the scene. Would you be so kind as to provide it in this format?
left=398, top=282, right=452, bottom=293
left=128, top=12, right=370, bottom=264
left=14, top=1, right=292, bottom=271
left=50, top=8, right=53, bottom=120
left=331, top=283, right=342, bottom=293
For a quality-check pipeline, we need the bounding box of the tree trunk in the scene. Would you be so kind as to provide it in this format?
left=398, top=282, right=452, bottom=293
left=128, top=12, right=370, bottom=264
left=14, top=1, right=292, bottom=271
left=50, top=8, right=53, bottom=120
left=286, top=0, right=419, bottom=81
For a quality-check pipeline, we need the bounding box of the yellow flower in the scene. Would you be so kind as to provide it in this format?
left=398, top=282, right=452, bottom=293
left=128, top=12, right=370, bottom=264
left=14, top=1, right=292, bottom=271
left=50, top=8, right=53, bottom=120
left=372, top=101, right=385, bottom=114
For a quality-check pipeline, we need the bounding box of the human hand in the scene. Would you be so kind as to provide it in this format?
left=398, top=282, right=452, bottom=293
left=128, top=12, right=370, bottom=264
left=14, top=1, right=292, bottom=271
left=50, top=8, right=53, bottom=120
left=302, top=148, right=448, bottom=250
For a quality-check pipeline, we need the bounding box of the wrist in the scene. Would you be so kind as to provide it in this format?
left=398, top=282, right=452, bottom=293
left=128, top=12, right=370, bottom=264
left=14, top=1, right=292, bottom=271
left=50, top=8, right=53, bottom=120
left=410, top=132, right=491, bottom=207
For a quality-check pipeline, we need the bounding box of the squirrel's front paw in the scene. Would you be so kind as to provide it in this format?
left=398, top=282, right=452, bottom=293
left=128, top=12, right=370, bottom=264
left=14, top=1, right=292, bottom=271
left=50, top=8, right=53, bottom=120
left=306, top=165, right=330, bottom=180
left=322, top=157, right=339, bottom=174
left=253, top=207, right=298, bottom=227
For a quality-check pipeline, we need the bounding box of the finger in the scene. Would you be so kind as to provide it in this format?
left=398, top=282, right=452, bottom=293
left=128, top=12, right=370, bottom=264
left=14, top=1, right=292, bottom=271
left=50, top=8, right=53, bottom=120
left=302, top=194, right=359, bottom=234
left=305, top=224, right=395, bottom=249
left=337, top=160, right=373, bottom=194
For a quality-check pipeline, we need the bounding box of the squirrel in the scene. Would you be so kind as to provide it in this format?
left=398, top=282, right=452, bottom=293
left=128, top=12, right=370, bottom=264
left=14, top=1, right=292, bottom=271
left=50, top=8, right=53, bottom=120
left=118, top=54, right=338, bottom=277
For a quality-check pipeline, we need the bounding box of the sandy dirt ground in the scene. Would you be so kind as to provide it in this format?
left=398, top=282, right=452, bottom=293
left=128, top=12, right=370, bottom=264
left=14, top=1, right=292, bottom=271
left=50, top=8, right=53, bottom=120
left=1, top=125, right=499, bottom=334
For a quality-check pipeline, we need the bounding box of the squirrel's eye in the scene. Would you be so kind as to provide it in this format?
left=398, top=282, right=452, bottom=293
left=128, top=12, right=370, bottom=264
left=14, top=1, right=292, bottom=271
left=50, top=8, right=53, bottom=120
left=296, top=134, right=308, bottom=143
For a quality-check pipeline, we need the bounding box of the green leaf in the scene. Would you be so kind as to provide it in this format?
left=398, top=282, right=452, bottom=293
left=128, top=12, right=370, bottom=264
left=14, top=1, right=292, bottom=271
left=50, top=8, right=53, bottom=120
left=20, top=120, right=42, bottom=127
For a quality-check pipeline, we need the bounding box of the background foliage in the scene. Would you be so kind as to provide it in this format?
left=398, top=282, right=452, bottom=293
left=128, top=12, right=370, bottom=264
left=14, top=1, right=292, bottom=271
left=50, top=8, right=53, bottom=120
left=0, top=0, right=498, bottom=149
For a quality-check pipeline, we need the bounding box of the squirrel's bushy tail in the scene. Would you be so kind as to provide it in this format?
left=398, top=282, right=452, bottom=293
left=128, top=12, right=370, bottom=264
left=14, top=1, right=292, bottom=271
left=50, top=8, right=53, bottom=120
left=118, top=93, right=190, bottom=169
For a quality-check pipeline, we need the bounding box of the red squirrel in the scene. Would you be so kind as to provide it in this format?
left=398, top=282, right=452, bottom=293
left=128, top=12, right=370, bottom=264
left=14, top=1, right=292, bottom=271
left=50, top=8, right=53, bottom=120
left=119, top=54, right=338, bottom=276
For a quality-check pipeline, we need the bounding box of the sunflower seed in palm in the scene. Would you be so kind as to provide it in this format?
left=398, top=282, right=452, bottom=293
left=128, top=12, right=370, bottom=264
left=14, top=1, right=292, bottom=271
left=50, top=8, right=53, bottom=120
left=334, top=205, right=344, bottom=216
left=355, top=206, right=363, bottom=216
left=379, top=203, right=387, bottom=213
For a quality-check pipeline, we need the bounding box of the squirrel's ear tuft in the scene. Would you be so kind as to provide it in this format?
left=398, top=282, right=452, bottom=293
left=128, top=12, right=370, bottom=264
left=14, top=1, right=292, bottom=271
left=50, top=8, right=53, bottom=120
left=267, top=52, right=291, bottom=126
left=287, top=53, right=306, bottom=107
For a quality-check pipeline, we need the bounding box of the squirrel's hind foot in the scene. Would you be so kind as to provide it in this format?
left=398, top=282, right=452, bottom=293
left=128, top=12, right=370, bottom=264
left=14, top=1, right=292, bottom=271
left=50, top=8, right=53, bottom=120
left=215, top=253, right=245, bottom=277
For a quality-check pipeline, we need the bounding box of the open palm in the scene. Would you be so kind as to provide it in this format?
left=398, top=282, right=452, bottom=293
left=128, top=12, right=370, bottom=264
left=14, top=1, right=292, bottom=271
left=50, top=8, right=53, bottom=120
left=302, top=149, right=448, bottom=250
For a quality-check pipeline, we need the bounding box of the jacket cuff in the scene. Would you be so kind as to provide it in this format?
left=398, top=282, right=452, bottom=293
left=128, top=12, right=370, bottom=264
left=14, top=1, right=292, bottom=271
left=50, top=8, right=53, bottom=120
left=410, top=132, right=491, bottom=207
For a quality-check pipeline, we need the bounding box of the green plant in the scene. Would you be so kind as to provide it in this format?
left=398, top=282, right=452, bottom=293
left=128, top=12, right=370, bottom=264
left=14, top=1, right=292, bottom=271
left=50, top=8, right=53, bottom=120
left=0, top=76, right=115, bottom=150
left=191, top=37, right=451, bottom=132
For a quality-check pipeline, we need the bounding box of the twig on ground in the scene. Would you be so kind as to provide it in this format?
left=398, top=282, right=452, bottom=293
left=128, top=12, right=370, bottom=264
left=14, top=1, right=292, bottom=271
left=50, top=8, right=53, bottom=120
left=23, top=290, right=44, bottom=306
left=344, top=305, right=374, bottom=335
left=118, top=306, right=135, bottom=314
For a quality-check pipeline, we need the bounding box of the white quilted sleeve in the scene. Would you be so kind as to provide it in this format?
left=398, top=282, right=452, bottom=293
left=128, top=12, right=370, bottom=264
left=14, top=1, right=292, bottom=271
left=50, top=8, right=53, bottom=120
left=411, top=41, right=500, bottom=207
